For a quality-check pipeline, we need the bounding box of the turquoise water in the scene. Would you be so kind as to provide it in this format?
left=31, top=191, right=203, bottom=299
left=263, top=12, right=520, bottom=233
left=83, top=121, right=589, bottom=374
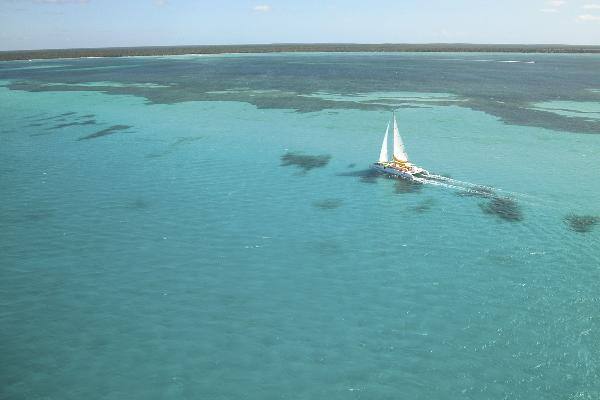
left=1, top=53, right=599, bottom=399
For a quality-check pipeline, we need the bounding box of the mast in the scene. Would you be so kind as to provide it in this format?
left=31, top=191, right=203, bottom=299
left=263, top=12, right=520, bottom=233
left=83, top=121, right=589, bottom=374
left=392, top=112, right=409, bottom=163
left=378, top=122, right=390, bottom=163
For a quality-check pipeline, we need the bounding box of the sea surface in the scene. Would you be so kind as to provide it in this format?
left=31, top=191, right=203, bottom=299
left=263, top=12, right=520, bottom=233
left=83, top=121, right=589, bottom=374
left=1, top=53, right=599, bottom=399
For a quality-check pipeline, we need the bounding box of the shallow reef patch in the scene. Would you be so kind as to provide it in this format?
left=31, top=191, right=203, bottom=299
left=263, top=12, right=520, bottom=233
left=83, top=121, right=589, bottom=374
left=312, top=239, right=342, bottom=256
left=125, top=198, right=150, bottom=210
left=49, top=119, right=97, bottom=130
left=280, top=152, right=331, bottom=173
left=411, top=198, right=436, bottom=213
left=312, top=198, right=343, bottom=210
left=1, top=208, right=55, bottom=224
left=78, top=125, right=131, bottom=140
left=479, top=196, right=523, bottom=222
left=146, top=136, right=203, bottom=158
left=564, top=214, right=599, bottom=233
left=336, top=168, right=383, bottom=183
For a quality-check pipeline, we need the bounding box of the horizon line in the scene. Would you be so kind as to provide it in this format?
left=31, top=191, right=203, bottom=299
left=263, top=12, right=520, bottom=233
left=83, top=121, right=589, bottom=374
left=3, top=42, right=600, bottom=53
left=2, top=43, right=600, bottom=61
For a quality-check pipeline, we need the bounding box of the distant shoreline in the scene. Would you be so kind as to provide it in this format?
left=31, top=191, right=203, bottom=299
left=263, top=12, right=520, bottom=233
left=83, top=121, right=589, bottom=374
left=1, top=43, right=600, bottom=61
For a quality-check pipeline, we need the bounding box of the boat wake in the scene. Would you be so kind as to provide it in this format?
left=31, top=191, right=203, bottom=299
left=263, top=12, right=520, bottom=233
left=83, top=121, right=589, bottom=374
left=413, top=173, right=510, bottom=198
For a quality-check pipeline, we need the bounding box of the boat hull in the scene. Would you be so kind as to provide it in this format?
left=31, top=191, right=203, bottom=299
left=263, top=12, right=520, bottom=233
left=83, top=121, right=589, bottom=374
left=371, top=163, right=428, bottom=181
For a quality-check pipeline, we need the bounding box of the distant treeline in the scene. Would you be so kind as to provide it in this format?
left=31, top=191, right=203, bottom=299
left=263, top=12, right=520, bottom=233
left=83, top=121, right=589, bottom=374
left=2, top=43, right=600, bottom=61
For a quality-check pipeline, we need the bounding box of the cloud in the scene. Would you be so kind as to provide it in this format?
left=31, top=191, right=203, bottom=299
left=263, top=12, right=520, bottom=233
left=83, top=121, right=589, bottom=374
left=578, top=13, right=600, bottom=20
left=583, top=3, right=600, bottom=9
left=253, top=4, right=271, bottom=12
left=541, top=1, right=566, bottom=13
left=154, top=0, right=167, bottom=5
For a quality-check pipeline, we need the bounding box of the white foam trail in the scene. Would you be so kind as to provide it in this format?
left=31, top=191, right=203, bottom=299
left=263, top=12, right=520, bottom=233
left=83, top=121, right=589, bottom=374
left=416, top=173, right=529, bottom=199
left=413, top=176, right=493, bottom=196
left=426, top=173, right=492, bottom=187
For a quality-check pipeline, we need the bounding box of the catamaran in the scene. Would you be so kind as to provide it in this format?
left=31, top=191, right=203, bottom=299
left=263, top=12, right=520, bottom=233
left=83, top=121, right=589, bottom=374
left=371, top=112, right=428, bottom=181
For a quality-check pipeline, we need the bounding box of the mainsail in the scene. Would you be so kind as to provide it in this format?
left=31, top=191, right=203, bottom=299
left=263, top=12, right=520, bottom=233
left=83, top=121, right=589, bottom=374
left=378, top=122, right=390, bottom=163
left=392, top=113, right=409, bottom=163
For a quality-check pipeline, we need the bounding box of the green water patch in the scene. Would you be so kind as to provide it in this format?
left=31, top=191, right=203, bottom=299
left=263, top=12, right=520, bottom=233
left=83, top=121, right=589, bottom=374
left=479, top=197, right=523, bottom=222
left=27, top=111, right=98, bottom=135
left=0, top=208, right=55, bottom=224
left=529, top=101, right=600, bottom=120
left=311, top=238, right=343, bottom=256
left=47, top=119, right=97, bottom=130
left=29, top=111, right=77, bottom=122
left=411, top=198, right=436, bottom=213
left=146, top=136, right=204, bottom=159
left=564, top=214, right=599, bottom=233
left=312, top=198, right=343, bottom=210
left=394, top=179, right=423, bottom=194
left=78, top=125, right=131, bottom=141
left=280, top=152, right=331, bottom=173
left=123, top=198, right=151, bottom=210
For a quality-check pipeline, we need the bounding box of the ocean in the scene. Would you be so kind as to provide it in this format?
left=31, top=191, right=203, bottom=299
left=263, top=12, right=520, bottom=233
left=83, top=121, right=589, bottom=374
left=1, top=52, right=599, bottom=399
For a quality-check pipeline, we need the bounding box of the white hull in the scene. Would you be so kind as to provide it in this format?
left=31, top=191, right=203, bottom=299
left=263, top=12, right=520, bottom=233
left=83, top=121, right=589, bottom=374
left=371, top=163, right=428, bottom=181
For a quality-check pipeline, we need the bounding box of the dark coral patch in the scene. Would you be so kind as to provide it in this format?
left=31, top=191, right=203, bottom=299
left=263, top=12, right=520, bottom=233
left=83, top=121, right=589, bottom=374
left=337, top=168, right=382, bottom=184
left=412, top=198, right=435, bottom=213
left=126, top=198, right=150, bottom=210
left=564, top=214, right=599, bottom=233
left=479, top=196, right=523, bottom=222
left=146, top=136, right=203, bottom=158
left=312, top=198, right=343, bottom=210
left=280, top=152, right=331, bottom=173
left=1, top=208, right=55, bottom=224
left=49, top=119, right=96, bottom=130
left=78, top=124, right=131, bottom=140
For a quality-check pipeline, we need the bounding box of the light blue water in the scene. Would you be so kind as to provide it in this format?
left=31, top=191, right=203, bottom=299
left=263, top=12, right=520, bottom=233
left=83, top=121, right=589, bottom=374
left=1, top=54, right=600, bottom=399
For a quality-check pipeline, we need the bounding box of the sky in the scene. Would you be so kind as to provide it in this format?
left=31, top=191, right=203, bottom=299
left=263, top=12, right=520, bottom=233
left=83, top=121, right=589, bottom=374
left=1, top=0, right=600, bottom=51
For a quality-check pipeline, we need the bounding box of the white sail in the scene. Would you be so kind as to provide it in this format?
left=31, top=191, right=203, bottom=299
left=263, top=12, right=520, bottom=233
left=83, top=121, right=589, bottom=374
left=378, top=122, right=389, bottom=163
left=392, top=113, right=409, bottom=162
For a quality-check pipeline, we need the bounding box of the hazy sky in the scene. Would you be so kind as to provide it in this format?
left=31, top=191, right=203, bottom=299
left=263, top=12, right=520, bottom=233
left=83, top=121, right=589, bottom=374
left=1, top=0, right=600, bottom=50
